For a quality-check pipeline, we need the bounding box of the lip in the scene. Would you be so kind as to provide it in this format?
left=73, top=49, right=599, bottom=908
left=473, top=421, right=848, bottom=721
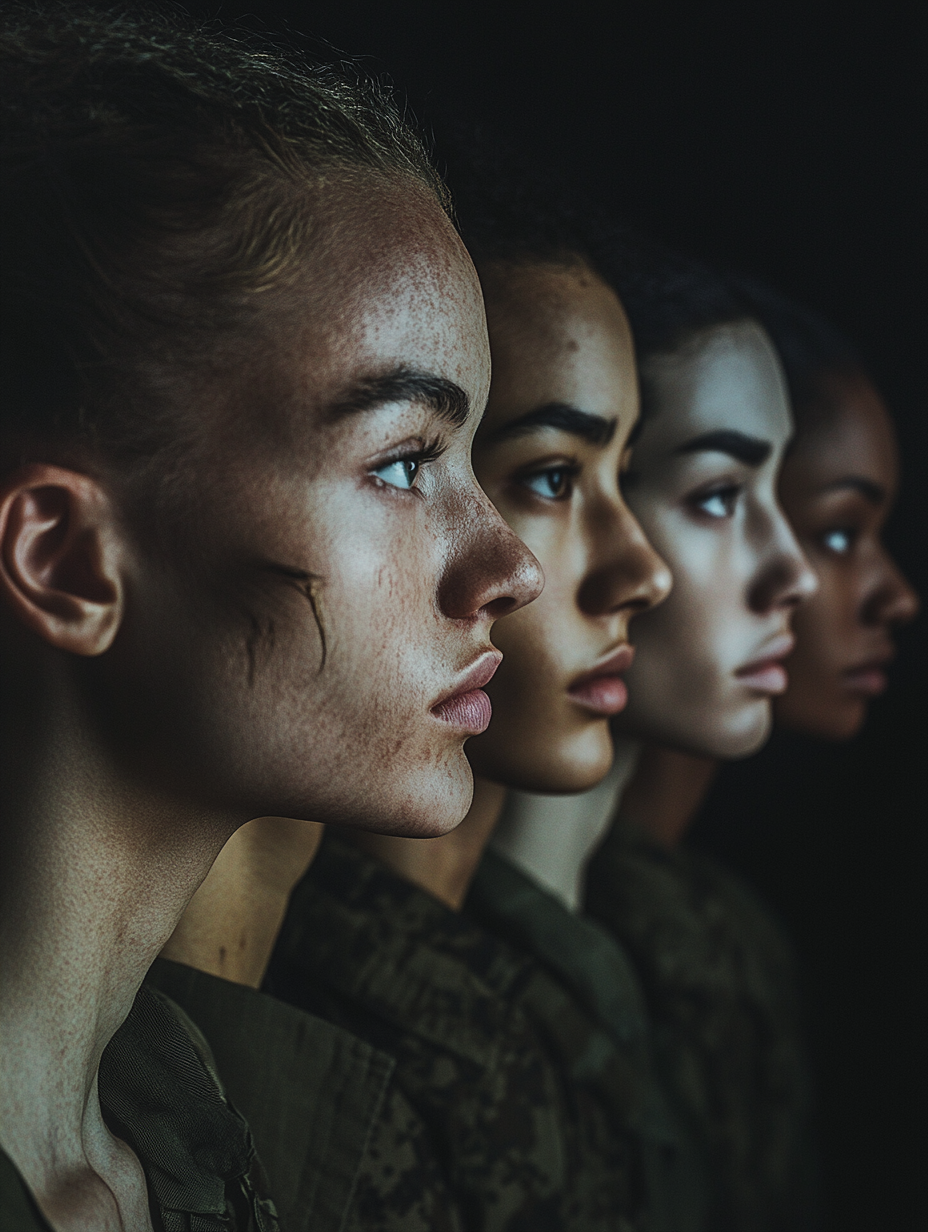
left=430, top=650, right=503, bottom=734
left=567, top=643, right=635, bottom=716
left=843, top=648, right=895, bottom=696
left=734, top=633, right=795, bottom=695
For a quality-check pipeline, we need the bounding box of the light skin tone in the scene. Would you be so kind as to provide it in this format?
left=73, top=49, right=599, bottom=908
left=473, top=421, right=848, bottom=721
left=624, top=368, right=920, bottom=850
left=614, top=320, right=818, bottom=757
left=496, top=318, right=820, bottom=890
left=354, top=259, right=671, bottom=909
left=0, top=175, right=541, bottom=1229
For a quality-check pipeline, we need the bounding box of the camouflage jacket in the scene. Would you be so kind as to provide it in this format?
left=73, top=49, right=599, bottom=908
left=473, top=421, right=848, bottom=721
left=585, top=817, right=820, bottom=1232
left=267, top=835, right=662, bottom=1232
left=466, top=849, right=707, bottom=1232
left=1, top=984, right=280, bottom=1232
left=150, top=958, right=443, bottom=1232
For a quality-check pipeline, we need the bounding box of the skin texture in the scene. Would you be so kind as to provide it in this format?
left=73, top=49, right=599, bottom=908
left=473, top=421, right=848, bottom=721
left=467, top=261, right=671, bottom=791
left=773, top=371, right=919, bottom=738
left=97, top=177, right=543, bottom=839
left=613, top=320, right=818, bottom=758
left=0, top=176, right=541, bottom=1229
left=356, top=259, right=671, bottom=909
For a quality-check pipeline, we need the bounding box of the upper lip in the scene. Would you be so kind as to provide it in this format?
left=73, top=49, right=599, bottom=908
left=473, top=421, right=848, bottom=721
left=569, top=643, right=635, bottom=690
left=431, top=650, right=502, bottom=710
left=735, top=632, right=795, bottom=677
left=845, top=646, right=895, bottom=675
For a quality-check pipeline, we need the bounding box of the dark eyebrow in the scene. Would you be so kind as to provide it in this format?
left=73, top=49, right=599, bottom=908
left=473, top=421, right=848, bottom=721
left=326, top=366, right=470, bottom=429
left=485, top=402, right=617, bottom=447
left=674, top=429, right=772, bottom=467
left=822, top=475, right=887, bottom=504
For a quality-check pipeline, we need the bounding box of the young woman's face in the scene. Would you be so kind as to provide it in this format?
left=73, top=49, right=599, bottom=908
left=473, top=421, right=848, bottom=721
left=774, top=372, right=919, bottom=738
left=109, top=179, right=543, bottom=836
left=613, top=320, right=818, bottom=757
left=465, top=261, right=671, bottom=793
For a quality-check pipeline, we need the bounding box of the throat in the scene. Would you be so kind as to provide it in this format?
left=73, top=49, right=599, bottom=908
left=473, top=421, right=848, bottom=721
left=490, top=740, right=642, bottom=910
left=162, top=816, right=324, bottom=988
left=348, top=778, right=507, bottom=911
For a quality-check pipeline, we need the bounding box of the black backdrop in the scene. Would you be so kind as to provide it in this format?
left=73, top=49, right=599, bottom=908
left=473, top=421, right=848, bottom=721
left=184, top=3, right=926, bottom=1227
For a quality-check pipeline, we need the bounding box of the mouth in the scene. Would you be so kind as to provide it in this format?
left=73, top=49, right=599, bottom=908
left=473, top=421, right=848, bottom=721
left=734, top=633, right=795, bottom=695
left=431, top=650, right=503, bottom=734
left=843, top=648, right=895, bottom=696
left=567, top=643, right=635, bottom=716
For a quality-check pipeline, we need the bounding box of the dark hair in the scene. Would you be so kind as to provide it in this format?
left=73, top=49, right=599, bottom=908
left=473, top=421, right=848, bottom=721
left=441, top=136, right=617, bottom=285
left=726, top=275, right=865, bottom=426
left=443, top=137, right=752, bottom=375
left=1, top=3, right=447, bottom=530
left=598, top=234, right=750, bottom=362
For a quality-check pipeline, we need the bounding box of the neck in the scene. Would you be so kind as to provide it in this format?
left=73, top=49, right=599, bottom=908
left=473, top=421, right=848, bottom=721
left=0, top=680, right=237, bottom=1229
left=620, top=744, right=719, bottom=848
left=490, top=740, right=642, bottom=911
left=161, top=816, right=324, bottom=988
left=348, top=777, right=507, bottom=911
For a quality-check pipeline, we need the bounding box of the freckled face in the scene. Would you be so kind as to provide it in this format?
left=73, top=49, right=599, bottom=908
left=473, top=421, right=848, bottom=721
left=774, top=373, right=919, bottom=739
left=110, top=177, right=543, bottom=836
left=466, top=262, right=671, bottom=793
left=614, top=320, right=817, bottom=758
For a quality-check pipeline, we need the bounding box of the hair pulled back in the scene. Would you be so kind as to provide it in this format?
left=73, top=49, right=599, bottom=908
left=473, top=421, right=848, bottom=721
left=1, top=3, right=447, bottom=533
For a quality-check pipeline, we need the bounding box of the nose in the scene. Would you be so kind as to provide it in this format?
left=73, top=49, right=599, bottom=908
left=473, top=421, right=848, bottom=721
left=437, top=481, right=544, bottom=623
left=577, top=500, right=673, bottom=619
left=748, top=504, right=818, bottom=615
left=860, top=550, right=920, bottom=629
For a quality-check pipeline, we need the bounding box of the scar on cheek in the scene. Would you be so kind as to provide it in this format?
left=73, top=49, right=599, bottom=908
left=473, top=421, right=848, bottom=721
left=243, top=566, right=328, bottom=686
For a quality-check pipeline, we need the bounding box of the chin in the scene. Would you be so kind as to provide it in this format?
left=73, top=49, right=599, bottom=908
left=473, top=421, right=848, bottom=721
left=319, top=746, right=475, bottom=838
left=469, top=719, right=613, bottom=794
left=774, top=693, right=867, bottom=742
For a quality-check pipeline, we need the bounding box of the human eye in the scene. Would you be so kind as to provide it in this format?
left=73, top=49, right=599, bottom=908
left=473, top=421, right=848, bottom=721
left=690, top=483, right=742, bottom=519
left=519, top=464, right=578, bottom=501
left=821, top=527, right=856, bottom=555
left=372, top=458, right=420, bottom=490
left=371, top=438, right=446, bottom=492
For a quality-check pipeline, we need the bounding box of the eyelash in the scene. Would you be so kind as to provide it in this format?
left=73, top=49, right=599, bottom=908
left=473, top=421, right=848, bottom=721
left=689, top=483, right=742, bottom=519
left=518, top=462, right=581, bottom=501
left=371, top=437, right=447, bottom=492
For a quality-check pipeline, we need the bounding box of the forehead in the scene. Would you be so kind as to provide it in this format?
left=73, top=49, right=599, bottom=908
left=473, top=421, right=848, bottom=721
left=638, top=320, right=791, bottom=455
left=479, top=261, right=636, bottom=428
left=786, top=374, right=899, bottom=490
left=281, top=175, right=490, bottom=412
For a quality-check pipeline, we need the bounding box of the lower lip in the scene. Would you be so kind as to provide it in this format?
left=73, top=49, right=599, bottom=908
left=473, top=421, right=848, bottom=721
left=432, top=688, right=493, bottom=733
left=568, top=675, right=629, bottom=715
left=736, top=663, right=788, bottom=693
left=844, top=668, right=888, bottom=696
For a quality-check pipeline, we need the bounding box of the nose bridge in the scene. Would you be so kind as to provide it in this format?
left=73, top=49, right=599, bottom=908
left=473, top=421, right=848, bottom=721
left=749, top=496, right=818, bottom=613
left=440, top=476, right=543, bottom=621
left=582, top=490, right=672, bottom=616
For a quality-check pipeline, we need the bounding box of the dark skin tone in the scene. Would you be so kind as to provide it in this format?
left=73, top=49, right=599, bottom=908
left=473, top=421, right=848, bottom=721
left=629, top=368, right=919, bottom=849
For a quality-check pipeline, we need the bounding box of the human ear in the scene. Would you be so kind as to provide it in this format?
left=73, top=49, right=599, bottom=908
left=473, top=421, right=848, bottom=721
left=0, top=464, right=126, bottom=655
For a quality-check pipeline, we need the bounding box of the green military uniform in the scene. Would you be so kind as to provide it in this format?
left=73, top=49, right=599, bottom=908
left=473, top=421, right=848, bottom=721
left=1, top=983, right=279, bottom=1232
left=267, top=833, right=694, bottom=1232
left=585, top=817, right=820, bottom=1232
left=148, top=957, right=460, bottom=1232
left=465, top=848, right=707, bottom=1232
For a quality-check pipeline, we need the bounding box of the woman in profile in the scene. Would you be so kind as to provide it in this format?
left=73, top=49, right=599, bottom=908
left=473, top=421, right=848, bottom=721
left=581, top=277, right=918, bottom=1232
left=0, top=8, right=540, bottom=1229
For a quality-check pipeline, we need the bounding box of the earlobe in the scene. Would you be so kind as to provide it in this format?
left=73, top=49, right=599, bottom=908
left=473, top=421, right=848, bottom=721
left=0, top=465, right=126, bottom=656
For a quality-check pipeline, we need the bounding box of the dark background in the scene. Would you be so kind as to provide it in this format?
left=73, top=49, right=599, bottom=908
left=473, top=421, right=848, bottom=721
left=187, top=2, right=926, bottom=1227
